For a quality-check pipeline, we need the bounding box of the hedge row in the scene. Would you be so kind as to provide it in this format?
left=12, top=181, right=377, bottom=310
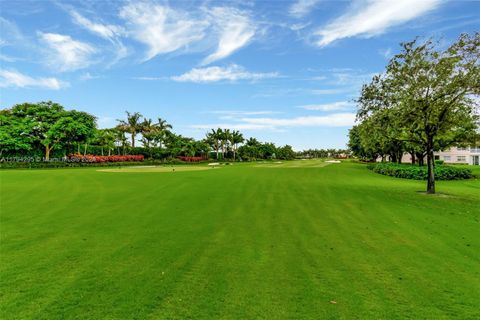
left=367, top=163, right=473, bottom=180
left=0, top=158, right=207, bottom=169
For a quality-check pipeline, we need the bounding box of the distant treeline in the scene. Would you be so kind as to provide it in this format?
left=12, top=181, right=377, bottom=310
left=0, top=102, right=306, bottom=162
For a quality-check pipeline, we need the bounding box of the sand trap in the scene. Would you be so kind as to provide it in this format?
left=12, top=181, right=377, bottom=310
left=98, top=166, right=214, bottom=173
left=325, top=160, right=341, bottom=163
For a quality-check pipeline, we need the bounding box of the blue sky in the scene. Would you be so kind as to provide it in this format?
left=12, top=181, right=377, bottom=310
left=1, top=0, right=479, bottom=150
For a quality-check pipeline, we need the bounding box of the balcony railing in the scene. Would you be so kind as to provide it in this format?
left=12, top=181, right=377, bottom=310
left=470, top=148, right=480, bottom=153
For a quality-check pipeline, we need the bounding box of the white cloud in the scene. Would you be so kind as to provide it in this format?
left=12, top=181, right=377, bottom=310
left=240, top=113, right=355, bottom=127
left=314, top=0, right=441, bottom=47
left=290, top=0, right=321, bottom=18
left=290, top=22, right=311, bottom=31
left=0, top=54, right=18, bottom=62
left=38, top=32, right=96, bottom=71
left=0, top=17, right=22, bottom=47
left=70, top=11, right=123, bottom=40
left=79, top=72, right=102, bottom=81
left=299, top=101, right=354, bottom=111
left=193, top=112, right=356, bottom=131
left=119, top=2, right=208, bottom=61
left=0, top=69, right=68, bottom=90
left=70, top=10, right=128, bottom=65
left=192, top=123, right=274, bottom=131
left=210, top=110, right=280, bottom=120
left=172, top=64, right=278, bottom=83
left=132, top=76, right=168, bottom=81
left=328, top=70, right=377, bottom=86
left=202, top=7, right=255, bottom=65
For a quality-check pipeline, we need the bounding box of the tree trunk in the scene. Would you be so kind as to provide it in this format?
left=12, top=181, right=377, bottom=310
left=45, top=145, right=51, bottom=161
left=131, top=133, right=135, bottom=148
left=101, top=147, right=104, bottom=156
left=391, top=153, right=397, bottom=163
left=84, top=144, right=88, bottom=156
left=410, top=152, right=416, bottom=165
left=416, top=152, right=425, bottom=166
left=426, top=140, right=435, bottom=194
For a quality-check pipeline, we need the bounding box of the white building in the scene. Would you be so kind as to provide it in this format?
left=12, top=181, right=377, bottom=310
left=396, top=146, right=480, bottom=165
left=435, top=146, right=480, bottom=165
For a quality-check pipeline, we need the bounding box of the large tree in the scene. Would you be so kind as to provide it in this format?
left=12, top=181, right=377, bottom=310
left=357, top=33, right=480, bottom=193
left=0, top=109, right=34, bottom=156
left=6, top=102, right=96, bottom=160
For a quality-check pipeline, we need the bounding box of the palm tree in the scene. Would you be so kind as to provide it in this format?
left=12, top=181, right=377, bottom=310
left=206, top=128, right=222, bottom=159
left=117, top=111, right=143, bottom=148
left=246, top=137, right=260, bottom=147
left=157, top=118, right=172, bottom=132
left=155, top=118, right=172, bottom=149
left=229, top=130, right=244, bottom=160
left=219, top=128, right=231, bottom=159
left=114, top=125, right=129, bottom=155
left=141, top=118, right=156, bottom=148
left=94, top=129, right=115, bottom=156
left=181, top=137, right=196, bottom=157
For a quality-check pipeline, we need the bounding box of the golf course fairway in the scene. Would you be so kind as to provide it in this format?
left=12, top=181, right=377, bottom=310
left=1, top=160, right=479, bottom=319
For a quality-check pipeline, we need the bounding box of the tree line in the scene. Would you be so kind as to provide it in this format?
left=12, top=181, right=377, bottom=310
left=348, top=33, right=480, bottom=194
left=296, top=149, right=349, bottom=159
left=0, top=102, right=299, bottom=161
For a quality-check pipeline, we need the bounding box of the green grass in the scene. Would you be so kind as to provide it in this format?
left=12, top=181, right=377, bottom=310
left=1, top=160, right=479, bottom=319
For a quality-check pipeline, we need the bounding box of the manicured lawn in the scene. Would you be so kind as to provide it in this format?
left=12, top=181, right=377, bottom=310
left=1, top=161, right=479, bottom=319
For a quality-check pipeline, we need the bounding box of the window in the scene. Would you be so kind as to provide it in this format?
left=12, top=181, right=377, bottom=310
left=457, top=147, right=467, bottom=151
left=457, top=156, right=466, bottom=162
left=443, top=156, right=451, bottom=162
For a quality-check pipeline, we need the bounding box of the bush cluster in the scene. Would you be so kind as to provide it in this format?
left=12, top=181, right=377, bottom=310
left=176, top=156, right=207, bottom=162
left=0, top=161, right=146, bottom=169
left=68, top=154, right=144, bottom=162
left=0, top=158, right=210, bottom=169
left=367, top=163, right=473, bottom=180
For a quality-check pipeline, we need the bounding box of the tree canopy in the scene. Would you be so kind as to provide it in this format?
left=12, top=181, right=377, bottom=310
left=351, top=33, right=480, bottom=193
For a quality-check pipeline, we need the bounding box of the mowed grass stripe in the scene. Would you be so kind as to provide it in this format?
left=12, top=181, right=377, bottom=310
left=1, top=161, right=479, bottom=319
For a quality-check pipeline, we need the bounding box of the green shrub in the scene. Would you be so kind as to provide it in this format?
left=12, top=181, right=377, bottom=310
left=435, top=160, right=445, bottom=165
left=367, top=163, right=473, bottom=180
left=0, top=158, right=211, bottom=169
